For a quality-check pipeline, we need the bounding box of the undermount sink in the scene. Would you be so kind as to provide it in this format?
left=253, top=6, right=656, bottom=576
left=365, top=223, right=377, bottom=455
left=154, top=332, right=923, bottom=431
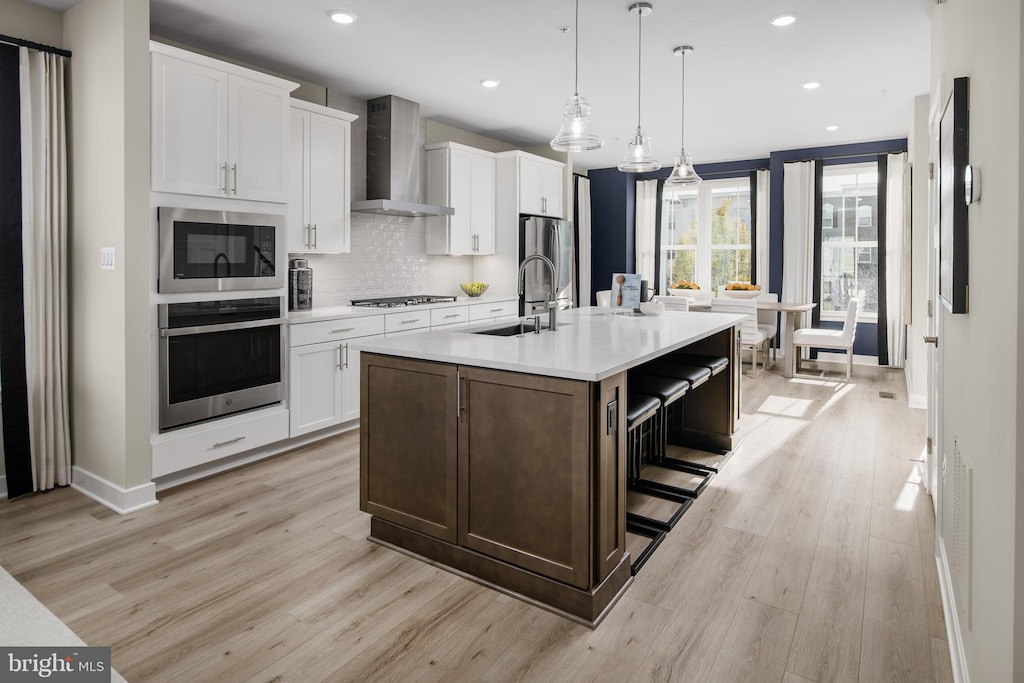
left=468, top=320, right=570, bottom=337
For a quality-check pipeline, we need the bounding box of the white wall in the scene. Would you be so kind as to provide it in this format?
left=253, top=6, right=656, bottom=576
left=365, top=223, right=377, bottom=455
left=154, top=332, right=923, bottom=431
left=905, top=94, right=930, bottom=409
left=0, top=0, right=63, bottom=47
left=931, top=1, right=1022, bottom=680
left=64, top=0, right=151, bottom=491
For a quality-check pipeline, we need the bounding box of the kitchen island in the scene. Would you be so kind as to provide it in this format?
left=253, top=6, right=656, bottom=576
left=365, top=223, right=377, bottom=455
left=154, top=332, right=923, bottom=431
left=355, top=307, right=743, bottom=626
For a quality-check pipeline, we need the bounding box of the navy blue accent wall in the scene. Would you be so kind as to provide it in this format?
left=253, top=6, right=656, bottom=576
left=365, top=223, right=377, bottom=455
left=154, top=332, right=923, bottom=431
left=589, top=138, right=907, bottom=359
left=589, top=168, right=634, bottom=305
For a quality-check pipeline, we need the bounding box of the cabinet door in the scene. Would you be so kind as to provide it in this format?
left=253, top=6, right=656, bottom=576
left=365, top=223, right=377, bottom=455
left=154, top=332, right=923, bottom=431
left=228, top=75, right=289, bottom=203
left=360, top=354, right=459, bottom=543
left=287, top=108, right=310, bottom=252
left=307, top=113, right=351, bottom=253
left=339, top=334, right=381, bottom=423
left=448, top=147, right=474, bottom=255
left=458, top=366, right=591, bottom=588
left=518, top=157, right=543, bottom=215
left=151, top=53, right=228, bottom=197
left=470, top=152, right=496, bottom=254
left=289, top=341, right=343, bottom=437
left=541, top=162, right=565, bottom=218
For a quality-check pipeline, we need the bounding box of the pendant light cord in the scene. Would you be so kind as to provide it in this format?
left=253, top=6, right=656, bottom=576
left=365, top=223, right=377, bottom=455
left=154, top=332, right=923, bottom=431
left=636, top=7, right=643, bottom=129
left=573, top=0, right=579, bottom=96
left=680, top=50, right=685, bottom=151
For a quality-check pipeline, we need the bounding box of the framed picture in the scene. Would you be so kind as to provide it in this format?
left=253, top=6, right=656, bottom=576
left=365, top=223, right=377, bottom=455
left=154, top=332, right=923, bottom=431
left=939, top=76, right=970, bottom=314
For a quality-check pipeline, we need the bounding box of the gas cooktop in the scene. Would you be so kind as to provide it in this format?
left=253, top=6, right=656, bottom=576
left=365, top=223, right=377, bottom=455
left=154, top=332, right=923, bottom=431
left=350, top=295, right=459, bottom=308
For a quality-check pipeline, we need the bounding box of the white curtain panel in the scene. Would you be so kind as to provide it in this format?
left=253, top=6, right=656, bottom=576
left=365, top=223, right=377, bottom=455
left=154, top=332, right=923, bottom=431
left=755, top=169, right=770, bottom=287
left=885, top=152, right=908, bottom=367
left=19, top=47, right=71, bottom=492
left=576, top=176, right=592, bottom=306
left=781, top=161, right=816, bottom=353
left=634, top=179, right=658, bottom=281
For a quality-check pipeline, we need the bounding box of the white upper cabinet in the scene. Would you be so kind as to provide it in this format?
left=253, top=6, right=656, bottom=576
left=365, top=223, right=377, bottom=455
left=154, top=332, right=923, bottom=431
left=288, top=101, right=358, bottom=253
left=425, top=142, right=496, bottom=256
left=150, top=42, right=297, bottom=203
left=516, top=153, right=565, bottom=218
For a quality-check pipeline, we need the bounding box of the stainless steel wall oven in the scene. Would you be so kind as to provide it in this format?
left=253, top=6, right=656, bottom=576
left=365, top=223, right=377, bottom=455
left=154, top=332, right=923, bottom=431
left=158, top=206, right=283, bottom=293
left=159, top=297, right=284, bottom=431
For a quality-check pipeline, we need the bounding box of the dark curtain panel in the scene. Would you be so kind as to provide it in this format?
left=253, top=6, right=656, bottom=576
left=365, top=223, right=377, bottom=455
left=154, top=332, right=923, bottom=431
left=652, top=178, right=665, bottom=294
left=810, top=160, right=824, bottom=327
left=749, top=171, right=759, bottom=284
left=0, top=44, right=33, bottom=498
left=876, top=155, right=890, bottom=366
left=572, top=174, right=581, bottom=305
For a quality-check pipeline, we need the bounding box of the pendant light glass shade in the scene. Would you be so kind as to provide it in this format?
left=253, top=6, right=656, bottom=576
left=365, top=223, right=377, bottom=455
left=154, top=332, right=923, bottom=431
left=618, top=3, right=659, bottom=173
left=551, top=94, right=603, bottom=152
left=664, top=45, right=701, bottom=186
left=550, top=0, right=603, bottom=152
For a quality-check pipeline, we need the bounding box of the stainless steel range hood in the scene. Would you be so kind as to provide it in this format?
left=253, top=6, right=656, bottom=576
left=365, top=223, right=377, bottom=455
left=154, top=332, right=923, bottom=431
left=351, top=95, right=454, bottom=217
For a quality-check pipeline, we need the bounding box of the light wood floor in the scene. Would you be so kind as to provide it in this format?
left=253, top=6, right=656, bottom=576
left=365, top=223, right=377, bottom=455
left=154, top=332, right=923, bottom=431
left=0, top=364, right=953, bottom=683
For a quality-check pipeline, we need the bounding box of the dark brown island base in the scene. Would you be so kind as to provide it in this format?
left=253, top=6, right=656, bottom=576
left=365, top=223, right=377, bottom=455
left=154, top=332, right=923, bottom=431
left=356, top=308, right=743, bottom=627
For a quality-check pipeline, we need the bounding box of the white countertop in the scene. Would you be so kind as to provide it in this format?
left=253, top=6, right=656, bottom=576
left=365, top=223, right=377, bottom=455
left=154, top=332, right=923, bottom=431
left=352, top=307, right=745, bottom=381
left=288, top=295, right=519, bottom=324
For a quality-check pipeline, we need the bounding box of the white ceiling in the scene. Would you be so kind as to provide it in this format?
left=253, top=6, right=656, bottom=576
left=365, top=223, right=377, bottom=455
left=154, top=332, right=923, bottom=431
left=40, top=0, right=934, bottom=170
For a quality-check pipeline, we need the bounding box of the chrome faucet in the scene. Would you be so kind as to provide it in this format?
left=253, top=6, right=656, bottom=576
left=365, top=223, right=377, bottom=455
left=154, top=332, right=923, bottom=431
left=518, top=254, right=558, bottom=332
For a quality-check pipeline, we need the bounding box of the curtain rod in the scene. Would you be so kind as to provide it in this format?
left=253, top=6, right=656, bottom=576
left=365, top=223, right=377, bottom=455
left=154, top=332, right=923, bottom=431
left=0, top=33, right=72, bottom=59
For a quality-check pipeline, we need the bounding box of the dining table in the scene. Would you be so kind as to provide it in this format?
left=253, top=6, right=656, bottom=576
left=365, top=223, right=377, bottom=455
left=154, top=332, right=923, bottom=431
left=683, top=297, right=817, bottom=378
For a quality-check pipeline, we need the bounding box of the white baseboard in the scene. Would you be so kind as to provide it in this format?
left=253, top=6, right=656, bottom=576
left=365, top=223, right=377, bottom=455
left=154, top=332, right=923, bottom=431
left=71, top=466, right=158, bottom=515
left=936, top=537, right=970, bottom=683
left=153, top=420, right=358, bottom=492
left=0, top=474, right=6, bottom=499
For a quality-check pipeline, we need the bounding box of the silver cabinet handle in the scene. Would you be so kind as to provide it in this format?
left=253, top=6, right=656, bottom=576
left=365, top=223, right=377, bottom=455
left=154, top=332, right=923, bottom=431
left=221, top=163, right=229, bottom=194
left=312, top=223, right=318, bottom=249
left=336, top=344, right=342, bottom=369
left=443, top=314, right=460, bottom=319
left=305, top=224, right=311, bottom=249
left=923, top=335, right=938, bottom=347
left=343, top=342, right=350, bottom=369
left=490, top=308, right=503, bottom=313
left=330, top=327, right=355, bottom=334
left=230, top=163, right=238, bottom=195
left=399, top=318, right=422, bottom=325
left=541, top=196, right=547, bottom=213
left=212, top=436, right=245, bottom=449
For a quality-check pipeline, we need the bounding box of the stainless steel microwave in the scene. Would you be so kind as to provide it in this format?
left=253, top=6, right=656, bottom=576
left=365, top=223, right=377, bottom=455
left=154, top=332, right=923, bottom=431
left=158, top=207, right=284, bottom=293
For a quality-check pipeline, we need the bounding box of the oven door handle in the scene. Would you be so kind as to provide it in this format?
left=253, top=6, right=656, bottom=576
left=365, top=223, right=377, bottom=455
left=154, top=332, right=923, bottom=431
left=160, top=318, right=284, bottom=338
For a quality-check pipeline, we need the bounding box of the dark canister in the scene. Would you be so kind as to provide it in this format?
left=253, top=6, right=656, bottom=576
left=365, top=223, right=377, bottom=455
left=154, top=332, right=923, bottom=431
left=288, top=258, right=313, bottom=311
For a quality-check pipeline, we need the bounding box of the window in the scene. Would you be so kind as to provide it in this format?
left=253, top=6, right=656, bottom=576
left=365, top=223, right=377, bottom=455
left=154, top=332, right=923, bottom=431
left=820, top=162, right=878, bottom=318
left=660, top=178, right=752, bottom=294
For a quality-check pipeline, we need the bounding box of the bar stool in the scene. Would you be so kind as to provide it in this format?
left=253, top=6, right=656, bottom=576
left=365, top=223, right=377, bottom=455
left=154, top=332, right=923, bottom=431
left=642, top=360, right=728, bottom=472
left=624, top=393, right=667, bottom=575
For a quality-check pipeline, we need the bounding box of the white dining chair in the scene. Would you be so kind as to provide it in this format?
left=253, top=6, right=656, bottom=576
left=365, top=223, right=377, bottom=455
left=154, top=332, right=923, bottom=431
left=711, top=297, right=768, bottom=376
left=757, top=292, right=779, bottom=367
left=792, top=297, right=859, bottom=379
left=595, top=290, right=611, bottom=307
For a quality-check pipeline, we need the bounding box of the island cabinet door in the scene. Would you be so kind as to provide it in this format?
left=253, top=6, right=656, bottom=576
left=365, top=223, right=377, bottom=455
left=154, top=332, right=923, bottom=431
left=457, top=366, right=591, bottom=589
left=593, top=372, right=627, bottom=583
left=360, top=354, right=459, bottom=543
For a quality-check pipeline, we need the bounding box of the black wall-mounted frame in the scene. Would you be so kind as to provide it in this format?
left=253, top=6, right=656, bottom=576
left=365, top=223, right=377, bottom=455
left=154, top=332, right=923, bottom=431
left=939, top=76, right=970, bottom=314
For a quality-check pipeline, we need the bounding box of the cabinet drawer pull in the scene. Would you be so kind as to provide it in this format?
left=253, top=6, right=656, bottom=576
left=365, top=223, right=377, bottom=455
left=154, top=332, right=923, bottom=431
left=330, top=327, right=355, bottom=334
left=443, top=314, right=460, bottom=319
left=489, top=308, right=504, bottom=313
left=399, top=318, right=422, bottom=325
left=212, top=436, right=245, bottom=449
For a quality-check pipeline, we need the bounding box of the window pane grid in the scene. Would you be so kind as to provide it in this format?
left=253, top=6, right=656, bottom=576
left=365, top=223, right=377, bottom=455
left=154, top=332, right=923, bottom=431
left=820, top=162, right=878, bottom=315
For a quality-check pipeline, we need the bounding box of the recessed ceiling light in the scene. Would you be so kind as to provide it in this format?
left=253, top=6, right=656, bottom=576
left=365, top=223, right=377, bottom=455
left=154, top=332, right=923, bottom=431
left=825, top=125, right=840, bottom=131
left=480, top=79, right=500, bottom=88
left=802, top=81, right=821, bottom=90
left=328, top=10, right=356, bottom=24
left=771, top=14, right=796, bottom=27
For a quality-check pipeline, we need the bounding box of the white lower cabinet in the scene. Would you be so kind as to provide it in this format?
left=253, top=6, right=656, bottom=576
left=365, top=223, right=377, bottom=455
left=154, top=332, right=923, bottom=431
left=289, top=316, right=385, bottom=436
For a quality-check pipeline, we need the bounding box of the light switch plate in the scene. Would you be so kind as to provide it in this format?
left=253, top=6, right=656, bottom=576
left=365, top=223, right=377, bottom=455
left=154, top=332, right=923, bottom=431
left=100, top=247, right=115, bottom=271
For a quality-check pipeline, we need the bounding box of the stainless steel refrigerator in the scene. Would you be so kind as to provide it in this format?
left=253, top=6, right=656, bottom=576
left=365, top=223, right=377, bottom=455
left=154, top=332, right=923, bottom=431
left=519, top=215, right=574, bottom=316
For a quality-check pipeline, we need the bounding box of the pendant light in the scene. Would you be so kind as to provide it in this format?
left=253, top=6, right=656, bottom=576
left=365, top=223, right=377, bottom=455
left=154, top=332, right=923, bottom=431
left=664, top=45, right=702, bottom=186
left=550, top=0, right=603, bottom=152
left=618, top=2, right=660, bottom=173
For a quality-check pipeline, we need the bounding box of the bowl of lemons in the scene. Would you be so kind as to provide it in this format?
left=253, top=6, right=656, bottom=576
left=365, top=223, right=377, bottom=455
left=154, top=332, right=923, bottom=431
left=724, top=283, right=761, bottom=298
left=460, top=282, right=489, bottom=297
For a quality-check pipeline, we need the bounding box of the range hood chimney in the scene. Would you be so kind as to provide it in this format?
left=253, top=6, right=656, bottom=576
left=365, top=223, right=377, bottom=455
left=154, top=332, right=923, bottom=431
left=351, top=95, right=454, bottom=218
